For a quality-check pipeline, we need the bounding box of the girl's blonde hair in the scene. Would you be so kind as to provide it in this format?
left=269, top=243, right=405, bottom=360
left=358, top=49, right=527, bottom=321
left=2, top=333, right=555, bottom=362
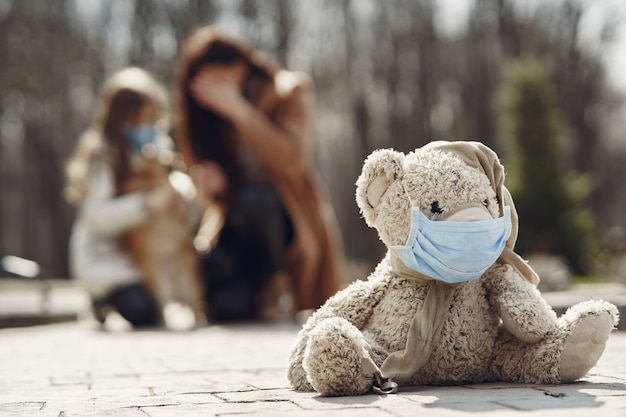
left=65, top=67, right=168, bottom=205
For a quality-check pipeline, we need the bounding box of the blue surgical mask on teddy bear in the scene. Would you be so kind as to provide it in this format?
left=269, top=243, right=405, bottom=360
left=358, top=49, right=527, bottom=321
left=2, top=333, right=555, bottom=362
left=124, top=125, right=159, bottom=151
left=391, top=187, right=512, bottom=284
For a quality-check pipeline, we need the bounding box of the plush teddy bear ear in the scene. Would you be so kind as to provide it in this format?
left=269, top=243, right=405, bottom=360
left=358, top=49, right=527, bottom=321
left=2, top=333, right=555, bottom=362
left=356, top=148, right=405, bottom=227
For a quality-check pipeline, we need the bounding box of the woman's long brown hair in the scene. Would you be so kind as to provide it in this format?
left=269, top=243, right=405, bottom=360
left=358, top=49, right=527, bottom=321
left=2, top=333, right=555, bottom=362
left=175, top=26, right=278, bottom=197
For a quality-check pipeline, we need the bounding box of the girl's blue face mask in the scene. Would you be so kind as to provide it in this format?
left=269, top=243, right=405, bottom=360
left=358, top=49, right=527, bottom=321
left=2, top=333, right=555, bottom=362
left=391, top=187, right=512, bottom=284
left=124, top=125, right=158, bottom=151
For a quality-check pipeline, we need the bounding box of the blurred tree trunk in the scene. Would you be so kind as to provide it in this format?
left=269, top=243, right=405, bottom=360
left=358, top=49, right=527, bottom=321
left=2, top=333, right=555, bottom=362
left=274, top=0, right=293, bottom=67
left=335, top=0, right=383, bottom=264
left=460, top=0, right=502, bottom=153
left=0, top=0, right=101, bottom=276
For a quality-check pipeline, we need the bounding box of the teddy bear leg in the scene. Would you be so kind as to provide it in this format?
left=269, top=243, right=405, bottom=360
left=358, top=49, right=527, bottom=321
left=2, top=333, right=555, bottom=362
left=491, top=300, right=618, bottom=384
left=558, top=300, right=618, bottom=382
left=302, top=317, right=378, bottom=396
left=490, top=327, right=562, bottom=384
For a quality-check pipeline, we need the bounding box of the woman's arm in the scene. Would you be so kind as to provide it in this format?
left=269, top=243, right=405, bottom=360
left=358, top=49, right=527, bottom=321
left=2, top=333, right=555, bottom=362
left=189, top=70, right=314, bottom=180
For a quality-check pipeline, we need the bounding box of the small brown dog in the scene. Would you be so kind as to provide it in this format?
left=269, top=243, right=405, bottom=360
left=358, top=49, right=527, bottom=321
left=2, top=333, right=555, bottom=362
left=120, top=146, right=205, bottom=330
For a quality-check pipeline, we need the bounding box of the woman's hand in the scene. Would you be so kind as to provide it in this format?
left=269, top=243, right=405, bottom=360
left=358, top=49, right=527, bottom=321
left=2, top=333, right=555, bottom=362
left=189, top=161, right=228, bottom=203
left=189, top=68, right=250, bottom=124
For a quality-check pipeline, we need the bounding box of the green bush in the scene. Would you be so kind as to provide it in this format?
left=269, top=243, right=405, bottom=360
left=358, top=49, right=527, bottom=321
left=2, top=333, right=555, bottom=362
left=502, top=60, right=602, bottom=275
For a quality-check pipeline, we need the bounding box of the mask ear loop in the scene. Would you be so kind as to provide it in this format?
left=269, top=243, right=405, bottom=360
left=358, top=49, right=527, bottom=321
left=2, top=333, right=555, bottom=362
left=401, top=182, right=418, bottom=209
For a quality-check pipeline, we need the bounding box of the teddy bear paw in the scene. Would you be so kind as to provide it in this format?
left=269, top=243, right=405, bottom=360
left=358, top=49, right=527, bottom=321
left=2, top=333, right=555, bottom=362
left=302, top=317, right=376, bottom=396
left=559, top=305, right=617, bottom=382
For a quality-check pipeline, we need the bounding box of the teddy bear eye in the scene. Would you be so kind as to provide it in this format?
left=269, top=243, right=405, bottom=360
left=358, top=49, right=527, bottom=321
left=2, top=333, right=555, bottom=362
left=430, top=201, right=443, bottom=214
left=483, top=199, right=489, bottom=208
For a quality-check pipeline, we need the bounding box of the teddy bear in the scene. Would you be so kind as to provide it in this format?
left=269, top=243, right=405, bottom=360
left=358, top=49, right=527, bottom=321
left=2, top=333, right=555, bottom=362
left=287, top=140, right=619, bottom=396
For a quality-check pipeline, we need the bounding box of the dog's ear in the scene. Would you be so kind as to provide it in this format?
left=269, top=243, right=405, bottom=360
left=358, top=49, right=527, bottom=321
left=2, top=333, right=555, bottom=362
left=356, top=149, right=404, bottom=227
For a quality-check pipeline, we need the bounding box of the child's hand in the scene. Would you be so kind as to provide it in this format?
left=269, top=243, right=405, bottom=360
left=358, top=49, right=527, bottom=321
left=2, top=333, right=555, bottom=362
left=145, top=185, right=180, bottom=215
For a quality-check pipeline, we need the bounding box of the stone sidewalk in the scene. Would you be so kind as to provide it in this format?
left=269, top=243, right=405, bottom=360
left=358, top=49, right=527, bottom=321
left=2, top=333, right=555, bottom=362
left=0, top=319, right=625, bottom=417
left=1, top=278, right=626, bottom=416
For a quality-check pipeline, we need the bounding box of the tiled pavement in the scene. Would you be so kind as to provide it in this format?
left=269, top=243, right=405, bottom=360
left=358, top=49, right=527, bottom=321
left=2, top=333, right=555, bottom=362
left=0, top=321, right=625, bottom=417
left=0, top=279, right=625, bottom=416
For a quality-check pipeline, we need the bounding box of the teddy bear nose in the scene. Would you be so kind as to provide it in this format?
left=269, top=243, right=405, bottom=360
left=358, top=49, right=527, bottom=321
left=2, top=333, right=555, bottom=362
left=440, top=204, right=493, bottom=222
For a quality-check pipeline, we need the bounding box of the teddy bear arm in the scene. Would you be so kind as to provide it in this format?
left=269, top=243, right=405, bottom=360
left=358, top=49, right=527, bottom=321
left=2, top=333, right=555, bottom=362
left=308, top=276, right=387, bottom=329
left=487, top=266, right=558, bottom=343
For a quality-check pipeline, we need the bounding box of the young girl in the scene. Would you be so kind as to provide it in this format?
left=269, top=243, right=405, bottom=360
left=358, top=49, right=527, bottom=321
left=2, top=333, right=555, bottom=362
left=65, top=67, right=182, bottom=327
left=176, top=26, right=345, bottom=321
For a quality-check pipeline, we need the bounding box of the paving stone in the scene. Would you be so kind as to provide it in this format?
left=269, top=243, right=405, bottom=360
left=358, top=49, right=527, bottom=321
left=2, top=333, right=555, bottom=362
left=141, top=399, right=301, bottom=417
left=0, top=402, right=46, bottom=416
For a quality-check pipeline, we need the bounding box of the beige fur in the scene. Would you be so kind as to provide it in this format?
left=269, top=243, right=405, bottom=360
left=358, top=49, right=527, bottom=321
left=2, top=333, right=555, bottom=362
left=287, top=142, right=619, bottom=396
left=120, top=156, right=205, bottom=330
